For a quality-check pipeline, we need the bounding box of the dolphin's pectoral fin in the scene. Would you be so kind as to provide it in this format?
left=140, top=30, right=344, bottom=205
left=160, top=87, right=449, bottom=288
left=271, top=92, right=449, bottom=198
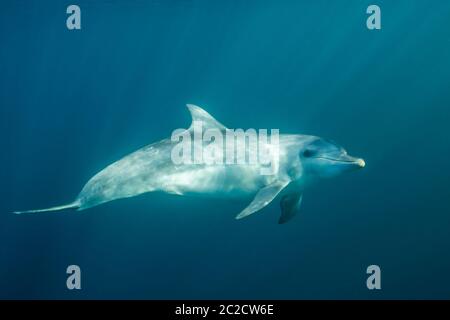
left=235, top=180, right=289, bottom=220
left=186, top=104, right=227, bottom=130
left=278, top=192, right=303, bottom=224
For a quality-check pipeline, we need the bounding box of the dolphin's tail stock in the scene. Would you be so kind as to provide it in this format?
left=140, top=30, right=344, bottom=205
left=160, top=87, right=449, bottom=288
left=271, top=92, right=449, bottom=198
left=13, top=200, right=80, bottom=215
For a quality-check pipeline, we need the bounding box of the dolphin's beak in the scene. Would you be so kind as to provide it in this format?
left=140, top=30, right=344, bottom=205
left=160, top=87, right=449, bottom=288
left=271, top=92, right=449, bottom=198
left=342, top=155, right=365, bottom=169
left=321, top=154, right=365, bottom=169
left=356, top=158, right=366, bottom=168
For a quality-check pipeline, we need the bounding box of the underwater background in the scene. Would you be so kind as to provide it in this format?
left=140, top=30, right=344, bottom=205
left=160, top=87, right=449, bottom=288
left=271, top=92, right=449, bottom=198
left=1, top=0, right=450, bottom=299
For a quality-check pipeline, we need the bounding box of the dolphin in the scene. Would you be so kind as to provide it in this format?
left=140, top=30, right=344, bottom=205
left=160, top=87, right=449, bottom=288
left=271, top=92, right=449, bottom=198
left=14, top=104, right=365, bottom=223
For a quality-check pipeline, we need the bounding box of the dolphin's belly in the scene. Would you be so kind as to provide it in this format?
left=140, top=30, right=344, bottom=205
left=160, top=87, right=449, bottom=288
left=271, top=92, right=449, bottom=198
left=160, top=164, right=270, bottom=196
left=76, top=139, right=273, bottom=208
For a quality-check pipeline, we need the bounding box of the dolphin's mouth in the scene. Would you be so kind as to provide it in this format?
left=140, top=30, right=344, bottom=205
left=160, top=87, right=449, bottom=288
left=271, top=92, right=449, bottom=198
left=317, top=156, right=366, bottom=168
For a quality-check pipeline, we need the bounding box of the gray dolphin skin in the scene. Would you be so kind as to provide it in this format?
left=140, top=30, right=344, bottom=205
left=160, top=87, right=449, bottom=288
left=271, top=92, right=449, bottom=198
left=14, top=104, right=365, bottom=223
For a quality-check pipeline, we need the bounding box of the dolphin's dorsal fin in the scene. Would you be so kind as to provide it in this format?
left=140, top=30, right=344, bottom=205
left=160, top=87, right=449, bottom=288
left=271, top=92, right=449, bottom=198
left=278, top=192, right=303, bottom=224
left=187, top=104, right=227, bottom=131
left=235, top=180, right=290, bottom=220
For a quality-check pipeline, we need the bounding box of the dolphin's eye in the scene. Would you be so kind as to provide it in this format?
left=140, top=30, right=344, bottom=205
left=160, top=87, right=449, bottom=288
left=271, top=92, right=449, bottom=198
left=303, top=149, right=316, bottom=158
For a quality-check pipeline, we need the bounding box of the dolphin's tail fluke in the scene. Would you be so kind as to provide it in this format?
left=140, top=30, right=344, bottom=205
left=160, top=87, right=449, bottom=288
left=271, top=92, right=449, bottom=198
left=13, top=200, right=80, bottom=214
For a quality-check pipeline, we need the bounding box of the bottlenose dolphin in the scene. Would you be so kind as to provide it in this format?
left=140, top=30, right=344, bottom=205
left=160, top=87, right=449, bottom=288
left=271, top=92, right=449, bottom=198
left=14, top=104, right=365, bottom=223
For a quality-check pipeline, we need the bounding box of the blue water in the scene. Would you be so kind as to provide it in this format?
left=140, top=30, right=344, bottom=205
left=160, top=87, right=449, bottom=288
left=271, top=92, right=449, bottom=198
left=1, top=0, right=450, bottom=299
